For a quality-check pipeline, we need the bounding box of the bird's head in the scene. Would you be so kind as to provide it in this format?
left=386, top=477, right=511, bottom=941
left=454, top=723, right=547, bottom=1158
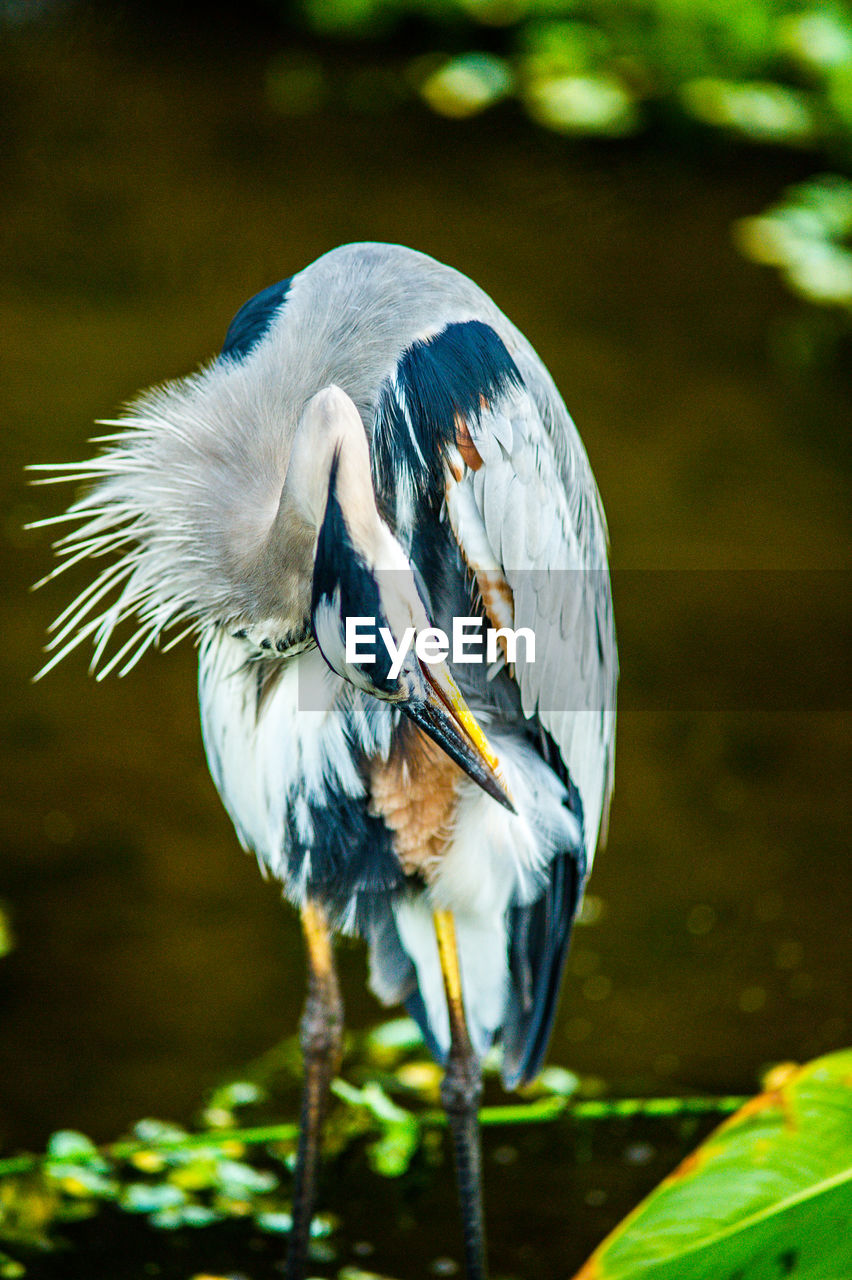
left=287, top=386, right=513, bottom=811
left=34, top=370, right=511, bottom=811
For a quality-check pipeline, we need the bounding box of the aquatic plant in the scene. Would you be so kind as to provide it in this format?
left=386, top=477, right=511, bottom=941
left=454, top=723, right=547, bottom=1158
left=0, top=1020, right=849, bottom=1277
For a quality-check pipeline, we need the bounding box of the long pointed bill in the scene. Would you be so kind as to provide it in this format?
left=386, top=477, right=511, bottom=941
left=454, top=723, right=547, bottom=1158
left=401, top=661, right=516, bottom=813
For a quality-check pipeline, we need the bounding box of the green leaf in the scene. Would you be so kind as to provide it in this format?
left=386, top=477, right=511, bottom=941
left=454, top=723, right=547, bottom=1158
left=572, top=1050, right=852, bottom=1280
left=367, top=1117, right=420, bottom=1178
left=254, top=1209, right=293, bottom=1234
left=131, top=1119, right=189, bottom=1146
left=777, top=10, right=852, bottom=73
left=330, top=1079, right=421, bottom=1177
left=789, top=174, right=852, bottom=240
left=364, top=1017, right=424, bottom=1065
left=420, top=53, right=513, bottom=119
left=681, top=78, right=815, bottom=145
left=120, top=1182, right=187, bottom=1214
left=206, top=1080, right=265, bottom=1111
left=525, top=73, right=639, bottom=137
left=534, top=1065, right=582, bottom=1098
left=784, top=241, right=852, bottom=307
left=39, top=1169, right=99, bottom=1199
left=213, top=1158, right=278, bottom=1195
left=171, top=1204, right=221, bottom=1227
left=45, top=1131, right=98, bottom=1161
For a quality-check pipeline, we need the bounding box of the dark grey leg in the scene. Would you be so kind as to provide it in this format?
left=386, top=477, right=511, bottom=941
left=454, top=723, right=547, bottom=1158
left=434, top=909, right=488, bottom=1280
left=285, top=899, right=343, bottom=1280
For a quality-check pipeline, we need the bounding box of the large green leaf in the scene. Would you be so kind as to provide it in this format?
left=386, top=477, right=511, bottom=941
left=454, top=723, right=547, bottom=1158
left=573, top=1050, right=852, bottom=1280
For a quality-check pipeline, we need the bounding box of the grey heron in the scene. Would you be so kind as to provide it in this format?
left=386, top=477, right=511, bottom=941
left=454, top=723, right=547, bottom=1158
left=33, top=243, right=617, bottom=1279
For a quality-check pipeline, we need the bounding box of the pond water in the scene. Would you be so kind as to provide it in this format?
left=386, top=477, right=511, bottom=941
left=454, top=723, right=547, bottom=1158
left=0, top=10, right=849, bottom=1278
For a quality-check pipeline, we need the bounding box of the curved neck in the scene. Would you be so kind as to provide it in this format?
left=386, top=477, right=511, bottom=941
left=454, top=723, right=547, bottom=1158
left=257, top=386, right=381, bottom=625
left=286, top=385, right=376, bottom=539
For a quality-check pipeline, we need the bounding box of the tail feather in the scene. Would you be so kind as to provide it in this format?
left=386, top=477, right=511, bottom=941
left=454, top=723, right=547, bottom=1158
left=501, top=849, right=584, bottom=1087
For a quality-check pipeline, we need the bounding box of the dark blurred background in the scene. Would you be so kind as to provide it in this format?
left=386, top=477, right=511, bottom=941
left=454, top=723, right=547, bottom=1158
left=0, top=0, right=849, bottom=1273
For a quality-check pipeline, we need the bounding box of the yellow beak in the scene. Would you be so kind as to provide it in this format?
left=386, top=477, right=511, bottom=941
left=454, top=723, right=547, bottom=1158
left=403, top=659, right=516, bottom=813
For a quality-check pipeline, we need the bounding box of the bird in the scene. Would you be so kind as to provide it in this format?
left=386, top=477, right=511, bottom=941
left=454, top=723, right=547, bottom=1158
left=33, top=242, right=617, bottom=1280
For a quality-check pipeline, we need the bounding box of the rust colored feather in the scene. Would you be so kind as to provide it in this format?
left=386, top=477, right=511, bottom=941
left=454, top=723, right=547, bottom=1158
left=454, top=413, right=484, bottom=472
left=369, top=726, right=462, bottom=878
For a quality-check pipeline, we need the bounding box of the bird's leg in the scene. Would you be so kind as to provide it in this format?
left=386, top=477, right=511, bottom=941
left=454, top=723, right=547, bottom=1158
left=285, top=898, right=343, bottom=1280
left=434, top=909, right=488, bottom=1280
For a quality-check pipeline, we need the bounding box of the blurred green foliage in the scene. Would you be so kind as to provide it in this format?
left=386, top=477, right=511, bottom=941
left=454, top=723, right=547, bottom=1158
left=1, top=1024, right=848, bottom=1277
left=5, top=2, right=851, bottom=316
left=288, top=0, right=852, bottom=317
left=292, top=0, right=852, bottom=148
left=0, top=1018, right=746, bottom=1270
left=736, top=173, right=852, bottom=306
left=2, top=1016, right=848, bottom=1275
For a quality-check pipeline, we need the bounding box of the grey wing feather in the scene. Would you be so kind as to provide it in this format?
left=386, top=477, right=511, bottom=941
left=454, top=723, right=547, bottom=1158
left=446, top=352, right=617, bottom=859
